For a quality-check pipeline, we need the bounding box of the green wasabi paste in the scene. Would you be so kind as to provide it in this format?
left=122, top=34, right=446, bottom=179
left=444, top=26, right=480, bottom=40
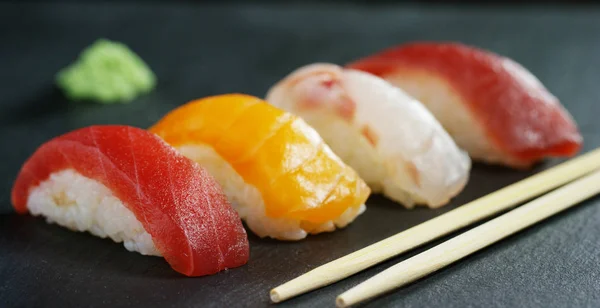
left=56, top=39, right=156, bottom=103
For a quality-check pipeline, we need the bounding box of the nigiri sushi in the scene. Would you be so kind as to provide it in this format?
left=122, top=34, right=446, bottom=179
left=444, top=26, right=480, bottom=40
left=265, top=63, right=471, bottom=209
left=347, top=42, right=583, bottom=168
left=11, top=125, right=249, bottom=277
left=149, top=94, right=370, bottom=241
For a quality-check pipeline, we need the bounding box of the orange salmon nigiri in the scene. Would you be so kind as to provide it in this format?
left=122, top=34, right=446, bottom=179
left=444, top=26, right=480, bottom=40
left=150, top=94, right=370, bottom=241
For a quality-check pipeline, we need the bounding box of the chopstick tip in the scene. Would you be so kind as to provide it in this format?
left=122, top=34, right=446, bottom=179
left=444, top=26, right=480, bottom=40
left=270, top=289, right=282, bottom=303
left=336, top=296, right=349, bottom=308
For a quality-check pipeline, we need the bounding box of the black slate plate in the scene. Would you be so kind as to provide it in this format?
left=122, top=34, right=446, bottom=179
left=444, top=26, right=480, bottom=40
left=1, top=2, right=600, bottom=308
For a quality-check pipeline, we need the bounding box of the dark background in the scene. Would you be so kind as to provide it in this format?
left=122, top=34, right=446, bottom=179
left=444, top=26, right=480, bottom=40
left=1, top=1, right=600, bottom=307
left=5, top=0, right=600, bottom=4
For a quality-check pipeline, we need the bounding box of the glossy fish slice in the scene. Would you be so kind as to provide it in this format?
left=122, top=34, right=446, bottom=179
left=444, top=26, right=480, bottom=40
left=266, top=63, right=471, bottom=209
left=12, top=125, right=249, bottom=276
left=347, top=42, right=583, bottom=168
left=150, top=94, right=370, bottom=241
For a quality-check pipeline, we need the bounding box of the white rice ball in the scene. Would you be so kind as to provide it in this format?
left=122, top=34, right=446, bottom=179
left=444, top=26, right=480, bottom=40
left=27, top=169, right=160, bottom=256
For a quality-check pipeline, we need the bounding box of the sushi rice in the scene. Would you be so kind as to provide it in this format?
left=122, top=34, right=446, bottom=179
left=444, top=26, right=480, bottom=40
left=27, top=169, right=160, bottom=256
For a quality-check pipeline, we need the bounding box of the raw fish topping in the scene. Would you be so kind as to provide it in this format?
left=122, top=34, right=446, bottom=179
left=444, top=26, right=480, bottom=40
left=150, top=94, right=371, bottom=224
left=348, top=42, right=582, bottom=167
left=12, top=125, right=249, bottom=276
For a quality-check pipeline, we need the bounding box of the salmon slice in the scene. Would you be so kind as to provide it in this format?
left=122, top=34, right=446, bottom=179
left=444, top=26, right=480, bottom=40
left=150, top=94, right=370, bottom=241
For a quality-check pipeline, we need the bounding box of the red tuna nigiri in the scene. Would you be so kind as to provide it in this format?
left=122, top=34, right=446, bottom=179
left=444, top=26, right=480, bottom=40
left=11, top=125, right=249, bottom=276
left=347, top=42, right=583, bottom=168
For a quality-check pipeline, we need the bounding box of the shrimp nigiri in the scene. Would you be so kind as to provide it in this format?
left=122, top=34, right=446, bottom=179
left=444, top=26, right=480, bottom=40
left=11, top=125, right=249, bottom=277
left=347, top=42, right=583, bottom=168
left=149, top=94, right=370, bottom=241
left=266, top=63, right=471, bottom=209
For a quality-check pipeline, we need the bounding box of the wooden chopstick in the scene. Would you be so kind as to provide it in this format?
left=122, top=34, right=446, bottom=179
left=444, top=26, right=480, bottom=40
left=270, top=148, right=600, bottom=304
left=336, top=168, right=600, bottom=307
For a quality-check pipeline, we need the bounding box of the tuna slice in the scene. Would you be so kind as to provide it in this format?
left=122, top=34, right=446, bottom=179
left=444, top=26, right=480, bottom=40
left=347, top=42, right=583, bottom=168
left=11, top=125, right=249, bottom=277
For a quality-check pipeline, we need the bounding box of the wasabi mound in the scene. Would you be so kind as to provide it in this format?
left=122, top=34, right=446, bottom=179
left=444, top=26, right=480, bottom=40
left=56, top=39, right=156, bottom=103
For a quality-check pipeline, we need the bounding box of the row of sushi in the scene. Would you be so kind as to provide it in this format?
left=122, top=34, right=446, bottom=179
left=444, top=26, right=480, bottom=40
left=11, top=42, right=583, bottom=277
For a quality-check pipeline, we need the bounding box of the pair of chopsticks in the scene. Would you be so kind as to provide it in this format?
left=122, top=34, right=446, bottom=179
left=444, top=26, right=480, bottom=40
left=270, top=148, right=600, bottom=307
